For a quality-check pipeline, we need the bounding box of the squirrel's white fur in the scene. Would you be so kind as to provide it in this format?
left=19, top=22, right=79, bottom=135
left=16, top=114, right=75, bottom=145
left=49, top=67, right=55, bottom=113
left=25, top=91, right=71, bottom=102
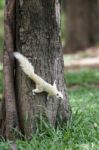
left=14, top=52, right=63, bottom=99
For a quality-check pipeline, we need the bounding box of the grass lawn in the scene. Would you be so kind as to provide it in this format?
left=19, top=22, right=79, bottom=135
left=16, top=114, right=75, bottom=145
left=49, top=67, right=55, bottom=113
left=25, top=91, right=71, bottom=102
left=0, top=69, right=99, bottom=150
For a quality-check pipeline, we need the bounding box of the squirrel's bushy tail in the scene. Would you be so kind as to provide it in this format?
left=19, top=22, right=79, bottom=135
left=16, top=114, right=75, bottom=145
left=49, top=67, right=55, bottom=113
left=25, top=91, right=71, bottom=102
left=14, top=52, right=34, bottom=78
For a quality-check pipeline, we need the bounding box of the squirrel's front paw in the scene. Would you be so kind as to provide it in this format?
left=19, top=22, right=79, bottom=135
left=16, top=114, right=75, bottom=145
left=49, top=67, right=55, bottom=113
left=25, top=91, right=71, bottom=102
left=32, top=90, right=35, bottom=96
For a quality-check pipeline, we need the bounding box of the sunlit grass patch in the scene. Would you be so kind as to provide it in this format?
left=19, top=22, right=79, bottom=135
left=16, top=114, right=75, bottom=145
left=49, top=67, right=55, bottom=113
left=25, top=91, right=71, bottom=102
left=65, top=69, right=99, bottom=85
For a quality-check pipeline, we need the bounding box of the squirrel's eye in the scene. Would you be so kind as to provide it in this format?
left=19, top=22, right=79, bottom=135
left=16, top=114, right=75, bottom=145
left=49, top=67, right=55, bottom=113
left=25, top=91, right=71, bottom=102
left=57, top=93, right=59, bottom=96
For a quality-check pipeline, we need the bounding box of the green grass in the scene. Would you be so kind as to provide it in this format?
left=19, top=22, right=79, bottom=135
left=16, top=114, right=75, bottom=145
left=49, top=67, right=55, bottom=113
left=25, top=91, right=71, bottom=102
left=65, top=69, right=99, bottom=85
left=0, top=69, right=99, bottom=149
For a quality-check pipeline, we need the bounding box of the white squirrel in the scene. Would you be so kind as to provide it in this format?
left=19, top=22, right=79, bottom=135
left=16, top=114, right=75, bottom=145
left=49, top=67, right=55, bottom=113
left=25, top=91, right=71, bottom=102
left=14, top=52, right=63, bottom=99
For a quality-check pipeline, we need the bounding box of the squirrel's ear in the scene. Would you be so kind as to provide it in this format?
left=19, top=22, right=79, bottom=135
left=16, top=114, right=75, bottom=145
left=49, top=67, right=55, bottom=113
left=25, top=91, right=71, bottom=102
left=53, top=80, right=57, bottom=89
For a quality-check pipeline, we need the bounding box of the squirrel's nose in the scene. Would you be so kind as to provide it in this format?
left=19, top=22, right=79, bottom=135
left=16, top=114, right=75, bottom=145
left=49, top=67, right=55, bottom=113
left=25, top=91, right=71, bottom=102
left=59, top=96, right=63, bottom=99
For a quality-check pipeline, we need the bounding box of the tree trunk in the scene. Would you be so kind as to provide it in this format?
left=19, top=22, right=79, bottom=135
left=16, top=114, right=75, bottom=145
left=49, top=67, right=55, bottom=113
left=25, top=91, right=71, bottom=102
left=1, top=0, right=71, bottom=139
left=0, top=0, right=19, bottom=139
left=91, top=0, right=99, bottom=43
left=15, top=0, right=70, bottom=138
left=64, top=0, right=99, bottom=53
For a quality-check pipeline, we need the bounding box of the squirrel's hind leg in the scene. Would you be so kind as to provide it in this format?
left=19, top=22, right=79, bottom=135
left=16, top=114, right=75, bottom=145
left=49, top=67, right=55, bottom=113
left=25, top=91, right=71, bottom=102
left=32, top=84, right=43, bottom=95
left=32, top=89, right=42, bottom=95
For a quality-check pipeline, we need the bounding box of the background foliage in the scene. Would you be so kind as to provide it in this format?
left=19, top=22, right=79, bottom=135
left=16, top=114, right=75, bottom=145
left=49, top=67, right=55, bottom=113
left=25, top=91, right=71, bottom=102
left=0, top=0, right=4, bottom=51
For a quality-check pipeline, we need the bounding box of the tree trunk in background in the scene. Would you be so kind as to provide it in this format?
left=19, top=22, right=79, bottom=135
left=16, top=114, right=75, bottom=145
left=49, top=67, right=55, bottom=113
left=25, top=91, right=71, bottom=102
left=15, top=0, right=71, bottom=138
left=64, top=0, right=99, bottom=53
left=91, top=0, right=99, bottom=43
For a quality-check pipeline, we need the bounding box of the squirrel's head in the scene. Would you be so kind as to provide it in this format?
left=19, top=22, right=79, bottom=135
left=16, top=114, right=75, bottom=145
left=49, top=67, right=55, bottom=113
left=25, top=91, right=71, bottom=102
left=53, top=80, right=63, bottom=99
left=56, top=91, right=63, bottom=99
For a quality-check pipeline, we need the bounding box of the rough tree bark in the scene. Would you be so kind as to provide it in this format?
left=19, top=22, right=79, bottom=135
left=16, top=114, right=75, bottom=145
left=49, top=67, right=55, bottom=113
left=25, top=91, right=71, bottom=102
left=15, top=0, right=70, bottom=138
left=0, top=0, right=71, bottom=139
left=63, top=0, right=99, bottom=53
left=0, top=0, right=19, bottom=139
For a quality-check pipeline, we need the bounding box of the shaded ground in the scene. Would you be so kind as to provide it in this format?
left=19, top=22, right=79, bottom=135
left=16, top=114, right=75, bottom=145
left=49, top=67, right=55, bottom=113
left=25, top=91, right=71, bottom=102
left=64, top=47, right=99, bottom=70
